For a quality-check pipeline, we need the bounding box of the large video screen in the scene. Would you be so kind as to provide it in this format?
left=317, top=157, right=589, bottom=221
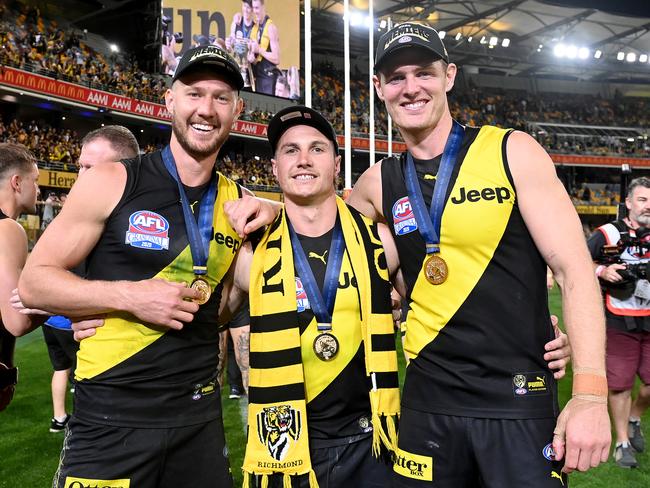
left=161, top=0, right=300, bottom=99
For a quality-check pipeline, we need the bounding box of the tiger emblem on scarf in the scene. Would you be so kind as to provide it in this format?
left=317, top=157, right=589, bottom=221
left=257, top=405, right=302, bottom=461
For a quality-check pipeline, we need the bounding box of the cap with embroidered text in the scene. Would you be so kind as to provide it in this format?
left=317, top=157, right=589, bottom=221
left=172, top=45, right=244, bottom=90
left=375, top=22, right=449, bottom=71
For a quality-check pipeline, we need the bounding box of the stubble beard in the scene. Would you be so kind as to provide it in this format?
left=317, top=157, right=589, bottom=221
left=635, top=213, right=650, bottom=227
left=172, top=117, right=225, bottom=161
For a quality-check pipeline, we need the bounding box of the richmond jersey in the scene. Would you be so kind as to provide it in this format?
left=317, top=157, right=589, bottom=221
left=75, top=150, right=242, bottom=427
left=382, top=125, right=558, bottom=419
left=295, top=227, right=373, bottom=442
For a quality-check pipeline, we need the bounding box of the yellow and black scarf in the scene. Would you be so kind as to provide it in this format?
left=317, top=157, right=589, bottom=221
left=242, top=197, right=400, bottom=487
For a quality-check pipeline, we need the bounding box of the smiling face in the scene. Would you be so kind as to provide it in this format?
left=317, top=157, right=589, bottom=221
left=374, top=48, right=456, bottom=139
left=252, top=0, right=265, bottom=22
left=272, top=125, right=340, bottom=206
left=165, top=70, right=243, bottom=161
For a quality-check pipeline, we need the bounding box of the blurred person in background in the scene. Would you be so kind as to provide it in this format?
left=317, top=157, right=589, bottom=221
left=41, top=125, right=140, bottom=433
left=588, top=176, right=650, bottom=469
left=248, top=0, right=280, bottom=95
left=0, top=143, right=42, bottom=411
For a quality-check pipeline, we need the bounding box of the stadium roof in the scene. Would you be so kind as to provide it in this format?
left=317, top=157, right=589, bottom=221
left=312, top=0, right=650, bottom=83
left=34, top=0, right=650, bottom=84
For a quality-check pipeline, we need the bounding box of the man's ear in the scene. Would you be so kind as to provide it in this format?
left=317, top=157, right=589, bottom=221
left=10, top=174, right=21, bottom=193
left=445, top=63, right=458, bottom=93
left=164, top=87, right=175, bottom=115
left=372, top=74, right=385, bottom=102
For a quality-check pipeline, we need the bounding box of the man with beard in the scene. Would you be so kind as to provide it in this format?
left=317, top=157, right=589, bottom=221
left=0, top=143, right=40, bottom=411
left=19, top=45, right=246, bottom=488
left=588, top=177, right=650, bottom=469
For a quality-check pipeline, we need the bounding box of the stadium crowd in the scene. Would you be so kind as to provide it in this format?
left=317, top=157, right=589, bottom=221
left=1, top=1, right=648, bottom=141
left=0, top=118, right=80, bottom=169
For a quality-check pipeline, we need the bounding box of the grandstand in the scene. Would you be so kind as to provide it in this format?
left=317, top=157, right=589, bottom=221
left=0, top=0, right=647, bottom=236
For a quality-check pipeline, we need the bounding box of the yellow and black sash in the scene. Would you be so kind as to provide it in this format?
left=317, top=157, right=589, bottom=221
left=75, top=172, right=241, bottom=380
left=404, top=126, right=515, bottom=360
left=243, top=197, right=399, bottom=487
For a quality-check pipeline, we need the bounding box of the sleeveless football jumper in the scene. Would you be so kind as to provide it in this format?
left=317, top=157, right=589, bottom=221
left=381, top=125, right=558, bottom=419
left=74, top=150, right=242, bottom=427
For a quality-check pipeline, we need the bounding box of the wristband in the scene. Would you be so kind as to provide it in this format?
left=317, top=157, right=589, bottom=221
left=572, top=373, right=608, bottom=397
left=595, top=265, right=605, bottom=278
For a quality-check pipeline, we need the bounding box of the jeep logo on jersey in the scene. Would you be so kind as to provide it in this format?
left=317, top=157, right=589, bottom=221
left=125, top=210, right=170, bottom=250
left=214, top=231, right=240, bottom=254
left=392, top=196, right=418, bottom=236
left=450, top=186, right=512, bottom=205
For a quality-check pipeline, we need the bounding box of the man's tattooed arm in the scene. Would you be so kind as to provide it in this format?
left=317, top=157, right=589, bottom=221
left=217, top=330, right=228, bottom=387
left=231, top=326, right=250, bottom=393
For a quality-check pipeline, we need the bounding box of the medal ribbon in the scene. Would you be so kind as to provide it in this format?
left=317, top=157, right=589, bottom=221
left=404, top=120, right=464, bottom=255
left=161, top=145, right=217, bottom=276
left=288, top=215, right=345, bottom=332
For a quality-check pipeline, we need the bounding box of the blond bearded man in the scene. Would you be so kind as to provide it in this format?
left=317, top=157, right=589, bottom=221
left=19, top=46, right=249, bottom=488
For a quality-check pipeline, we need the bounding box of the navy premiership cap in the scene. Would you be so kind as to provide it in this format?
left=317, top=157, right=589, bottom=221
left=375, top=22, right=449, bottom=71
left=172, top=45, right=244, bottom=90
left=267, top=106, right=339, bottom=154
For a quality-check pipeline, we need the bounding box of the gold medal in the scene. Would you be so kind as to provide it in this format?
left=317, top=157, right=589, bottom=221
left=313, top=332, right=339, bottom=361
left=424, top=255, right=448, bottom=285
left=190, top=277, right=211, bottom=305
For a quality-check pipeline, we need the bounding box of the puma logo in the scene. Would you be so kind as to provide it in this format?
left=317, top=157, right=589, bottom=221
left=309, top=250, right=328, bottom=265
left=551, top=471, right=564, bottom=486
left=190, top=200, right=199, bottom=212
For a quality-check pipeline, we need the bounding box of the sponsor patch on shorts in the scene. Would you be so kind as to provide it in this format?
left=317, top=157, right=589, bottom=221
left=64, top=477, right=130, bottom=488
left=542, top=443, right=556, bottom=461
left=512, top=372, right=549, bottom=396
left=393, top=447, right=433, bottom=481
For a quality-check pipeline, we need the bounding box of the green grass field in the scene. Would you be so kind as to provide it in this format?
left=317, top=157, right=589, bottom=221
left=1, top=287, right=649, bottom=487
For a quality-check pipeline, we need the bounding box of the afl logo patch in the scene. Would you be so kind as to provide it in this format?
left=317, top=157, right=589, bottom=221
left=295, top=277, right=310, bottom=313
left=542, top=443, right=556, bottom=461
left=398, top=35, right=412, bottom=44
left=125, top=210, right=170, bottom=250
left=392, top=196, right=418, bottom=236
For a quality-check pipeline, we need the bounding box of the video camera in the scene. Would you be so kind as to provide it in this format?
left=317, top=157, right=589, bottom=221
left=162, top=15, right=183, bottom=44
left=596, top=226, right=650, bottom=283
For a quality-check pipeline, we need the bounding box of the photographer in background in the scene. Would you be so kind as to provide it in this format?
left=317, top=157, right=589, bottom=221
left=588, top=176, right=650, bottom=469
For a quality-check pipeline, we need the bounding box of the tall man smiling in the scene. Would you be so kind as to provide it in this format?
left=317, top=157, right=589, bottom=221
left=19, top=46, right=246, bottom=488
left=351, top=22, right=611, bottom=486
